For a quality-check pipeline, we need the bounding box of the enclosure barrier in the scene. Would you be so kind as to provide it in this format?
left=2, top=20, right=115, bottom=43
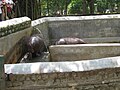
left=32, top=14, right=120, bottom=46
left=0, top=17, right=33, bottom=64
left=49, top=43, right=120, bottom=61
left=1, top=14, right=120, bottom=89
left=5, top=56, right=120, bottom=89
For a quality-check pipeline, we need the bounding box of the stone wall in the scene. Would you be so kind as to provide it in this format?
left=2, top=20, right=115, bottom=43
left=32, top=14, right=120, bottom=45
left=2, top=14, right=120, bottom=89
left=49, top=44, right=120, bottom=61
left=32, top=14, right=120, bottom=62
left=5, top=56, right=120, bottom=89
left=0, top=17, right=31, bottom=38
left=48, top=16, right=120, bottom=44
left=0, top=17, right=32, bottom=63
left=6, top=67, right=120, bottom=90
left=1, top=14, right=120, bottom=63
left=5, top=57, right=120, bottom=90
left=49, top=19, right=120, bottom=38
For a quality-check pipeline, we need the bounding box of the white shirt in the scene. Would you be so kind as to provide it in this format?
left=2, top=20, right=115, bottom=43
left=0, top=1, right=2, bottom=14
left=6, top=0, right=14, bottom=4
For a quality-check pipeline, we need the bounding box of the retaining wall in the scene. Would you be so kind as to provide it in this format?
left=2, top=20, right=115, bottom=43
left=6, top=67, right=120, bottom=90
left=32, top=14, right=120, bottom=45
left=0, top=17, right=32, bottom=63
left=5, top=56, right=120, bottom=89
left=32, top=14, right=120, bottom=62
left=49, top=44, right=120, bottom=61
left=1, top=14, right=120, bottom=89
left=1, top=14, right=120, bottom=63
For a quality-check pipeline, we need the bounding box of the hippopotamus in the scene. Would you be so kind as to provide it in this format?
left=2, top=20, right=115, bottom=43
left=27, top=34, right=47, bottom=57
left=20, top=34, right=47, bottom=63
left=55, top=37, right=86, bottom=45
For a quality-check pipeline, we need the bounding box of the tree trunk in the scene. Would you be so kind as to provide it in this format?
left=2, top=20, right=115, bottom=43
left=34, top=0, right=38, bottom=19
left=26, top=0, right=28, bottom=16
left=64, top=0, right=68, bottom=15
left=46, top=0, right=49, bottom=16
left=31, top=0, right=33, bottom=20
left=38, top=0, right=41, bottom=17
left=87, top=0, right=95, bottom=14
left=82, top=0, right=87, bottom=14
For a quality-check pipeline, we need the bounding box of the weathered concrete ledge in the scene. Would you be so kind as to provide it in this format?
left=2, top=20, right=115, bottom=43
left=32, top=14, right=120, bottom=26
left=83, top=37, right=120, bottom=43
left=0, top=17, right=31, bottom=38
left=4, top=56, right=120, bottom=74
left=50, top=43, right=120, bottom=61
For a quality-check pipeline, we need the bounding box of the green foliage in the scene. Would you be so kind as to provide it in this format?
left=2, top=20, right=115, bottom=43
left=96, top=0, right=107, bottom=13
left=41, top=0, right=69, bottom=16
left=17, top=0, right=120, bottom=19
left=96, top=0, right=120, bottom=14
left=41, top=0, right=48, bottom=16
left=40, top=0, right=120, bottom=16
left=67, top=0, right=83, bottom=15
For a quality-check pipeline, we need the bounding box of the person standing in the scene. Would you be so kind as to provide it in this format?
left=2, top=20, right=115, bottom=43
left=0, top=0, right=2, bottom=21
left=6, top=3, right=12, bottom=19
left=6, top=0, right=14, bottom=19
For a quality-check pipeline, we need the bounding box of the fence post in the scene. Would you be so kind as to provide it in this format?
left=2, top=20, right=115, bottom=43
left=0, top=55, right=5, bottom=90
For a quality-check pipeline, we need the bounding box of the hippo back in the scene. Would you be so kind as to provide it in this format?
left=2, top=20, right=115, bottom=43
left=56, top=37, right=86, bottom=45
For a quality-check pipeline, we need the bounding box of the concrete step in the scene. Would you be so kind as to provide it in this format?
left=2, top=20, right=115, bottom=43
left=49, top=43, right=120, bottom=61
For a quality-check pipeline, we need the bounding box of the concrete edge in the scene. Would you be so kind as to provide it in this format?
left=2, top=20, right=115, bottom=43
left=0, top=17, right=31, bottom=28
left=4, top=56, right=120, bottom=74
left=32, top=14, right=120, bottom=26
left=50, top=43, right=120, bottom=47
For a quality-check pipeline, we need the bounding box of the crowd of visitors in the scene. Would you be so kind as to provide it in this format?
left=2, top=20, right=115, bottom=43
left=0, top=0, right=16, bottom=21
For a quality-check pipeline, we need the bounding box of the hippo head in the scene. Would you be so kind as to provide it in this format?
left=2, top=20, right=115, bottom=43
left=26, top=34, right=46, bottom=57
